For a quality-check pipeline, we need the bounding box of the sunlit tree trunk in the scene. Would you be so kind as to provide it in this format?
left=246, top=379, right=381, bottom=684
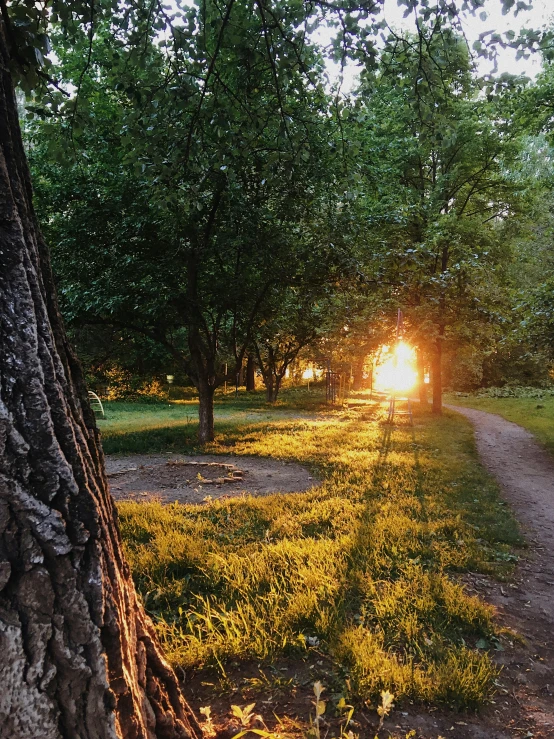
left=0, top=20, right=202, bottom=739
left=432, top=331, right=444, bottom=414
left=417, top=349, right=428, bottom=405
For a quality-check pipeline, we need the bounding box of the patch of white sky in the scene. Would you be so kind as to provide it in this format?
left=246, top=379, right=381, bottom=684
left=312, top=0, right=553, bottom=93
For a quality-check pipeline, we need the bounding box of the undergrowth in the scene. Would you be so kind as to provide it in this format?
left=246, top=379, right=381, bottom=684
left=116, top=395, right=522, bottom=711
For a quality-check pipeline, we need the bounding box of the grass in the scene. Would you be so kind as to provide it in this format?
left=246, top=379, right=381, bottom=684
left=112, top=389, right=523, bottom=713
left=98, top=388, right=325, bottom=454
left=445, top=391, right=554, bottom=457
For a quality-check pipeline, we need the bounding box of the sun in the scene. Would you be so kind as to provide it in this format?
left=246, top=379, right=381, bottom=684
left=373, top=342, right=417, bottom=394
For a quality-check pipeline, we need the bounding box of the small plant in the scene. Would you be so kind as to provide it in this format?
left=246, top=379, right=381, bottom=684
left=336, top=696, right=357, bottom=739
left=199, top=706, right=216, bottom=737
left=243, top=669, right=295, bottom=695
left=306, top=681, right=327, bottom=739
left=231, top=702, right=261, bottom=728
left=376, top=690, right=395, bottom=734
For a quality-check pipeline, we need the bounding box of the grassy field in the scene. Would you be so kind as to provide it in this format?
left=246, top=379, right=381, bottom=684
left=99, top=388, right=326, bottom=454
left=445, top=391, right=554, bottom=457
left=110, top=389, right=523, bottom=725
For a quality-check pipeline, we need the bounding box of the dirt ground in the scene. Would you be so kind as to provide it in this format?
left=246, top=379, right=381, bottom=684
left=445, top=405, right=554, bottom=739
left=106, top=453, right=318, bottom=504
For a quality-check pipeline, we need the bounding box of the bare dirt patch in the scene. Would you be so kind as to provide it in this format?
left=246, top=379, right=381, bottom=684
left=184, top=654, right=519, bottom=739
left=106, top=453, right=318, bottom=504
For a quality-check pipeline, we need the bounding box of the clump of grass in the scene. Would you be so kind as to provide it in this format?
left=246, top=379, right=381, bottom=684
left=118, top=401, right=522, bottom=709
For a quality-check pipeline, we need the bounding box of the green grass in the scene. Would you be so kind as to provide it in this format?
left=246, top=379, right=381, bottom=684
left=445, top=392, right=554, bottom=457
left=99, top=388, right=326, bottom=454
left=113, top=392, right=523, bottom=710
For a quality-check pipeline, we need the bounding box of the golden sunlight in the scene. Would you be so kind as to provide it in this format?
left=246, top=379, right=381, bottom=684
left=373, top=341, right=417, bottom=394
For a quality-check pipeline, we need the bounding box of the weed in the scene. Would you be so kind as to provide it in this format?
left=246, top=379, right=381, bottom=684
left=307, top=681, right=326, bottom=739
left=199, top=706, right=216, bottom=737
left=377, top=690, right=395, bottom=731
left=243, top=669, right=295, bottom=695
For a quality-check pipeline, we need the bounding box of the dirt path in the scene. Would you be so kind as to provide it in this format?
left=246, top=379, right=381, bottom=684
left=106, top=453, right=318, bottom=505
left=447, top=404, right=554, bottom=738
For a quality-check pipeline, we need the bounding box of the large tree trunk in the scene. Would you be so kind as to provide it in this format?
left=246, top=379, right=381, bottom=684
left=0, top=21, right=202, bottom=739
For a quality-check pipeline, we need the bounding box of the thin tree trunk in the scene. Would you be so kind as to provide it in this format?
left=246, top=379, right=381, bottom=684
left=417, top=349, right=428, bottom=405
left=433, top=245, right=449, bottom=416
left=432, top=333, right=443, bottom=415
left=351, top=359, right=365, bottom=391
left=265, top=380, right=275, bottom=403
left=245, top=355, right=255, bottom=392
left=272, top=376, right=283, bottom=403
left=0, top=21, right=202, bottom=739
left=254, top=343, right=276, bottom=404
left=198, top=383, right=215, bottom=444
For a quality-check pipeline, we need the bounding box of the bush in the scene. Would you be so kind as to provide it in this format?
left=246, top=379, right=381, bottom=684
left=92, top=365, right=168, bottom=401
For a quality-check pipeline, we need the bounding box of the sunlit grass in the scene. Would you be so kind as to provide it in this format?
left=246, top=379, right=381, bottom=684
left=115, top=395, right=522, bottom=710
left=99, top=388, right=327, bottom=454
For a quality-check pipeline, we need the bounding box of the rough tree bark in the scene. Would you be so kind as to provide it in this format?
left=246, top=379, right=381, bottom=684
left=0, top=20, right=202, bottom=739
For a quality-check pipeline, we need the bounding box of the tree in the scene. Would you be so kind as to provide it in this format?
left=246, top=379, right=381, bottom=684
left=0, top=13, right=203, bottom=738
left=253, top=288, right=323, bottom=402
left=0, top=0, right=540, bottom=735
left=353, top=26, right=525, bottom=411
left=492, top=135, right=554, bottom=380
left=27, top=0, right=342, bottom=443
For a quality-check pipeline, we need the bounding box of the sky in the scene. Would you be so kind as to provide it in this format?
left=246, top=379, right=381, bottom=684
left=316, top=0, right=553, bottom=92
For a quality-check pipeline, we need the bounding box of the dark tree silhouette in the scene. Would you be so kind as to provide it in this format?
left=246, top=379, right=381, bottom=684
left=0, top=17, right=202, bottom=739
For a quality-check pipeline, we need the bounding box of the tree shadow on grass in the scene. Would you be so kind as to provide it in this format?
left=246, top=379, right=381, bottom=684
left=118, top=401, right=503, bottom=711
left=323, top=409, right=501, bottom=709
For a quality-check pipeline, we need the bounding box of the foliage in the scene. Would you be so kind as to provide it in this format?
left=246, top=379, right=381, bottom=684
left=253, top=288, right=329, bottom=402
left=26, top=0, right=355, bottom=440
left=20, top=0, right=554, bottom=409
left=348, top=25, right=529, bottom=405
